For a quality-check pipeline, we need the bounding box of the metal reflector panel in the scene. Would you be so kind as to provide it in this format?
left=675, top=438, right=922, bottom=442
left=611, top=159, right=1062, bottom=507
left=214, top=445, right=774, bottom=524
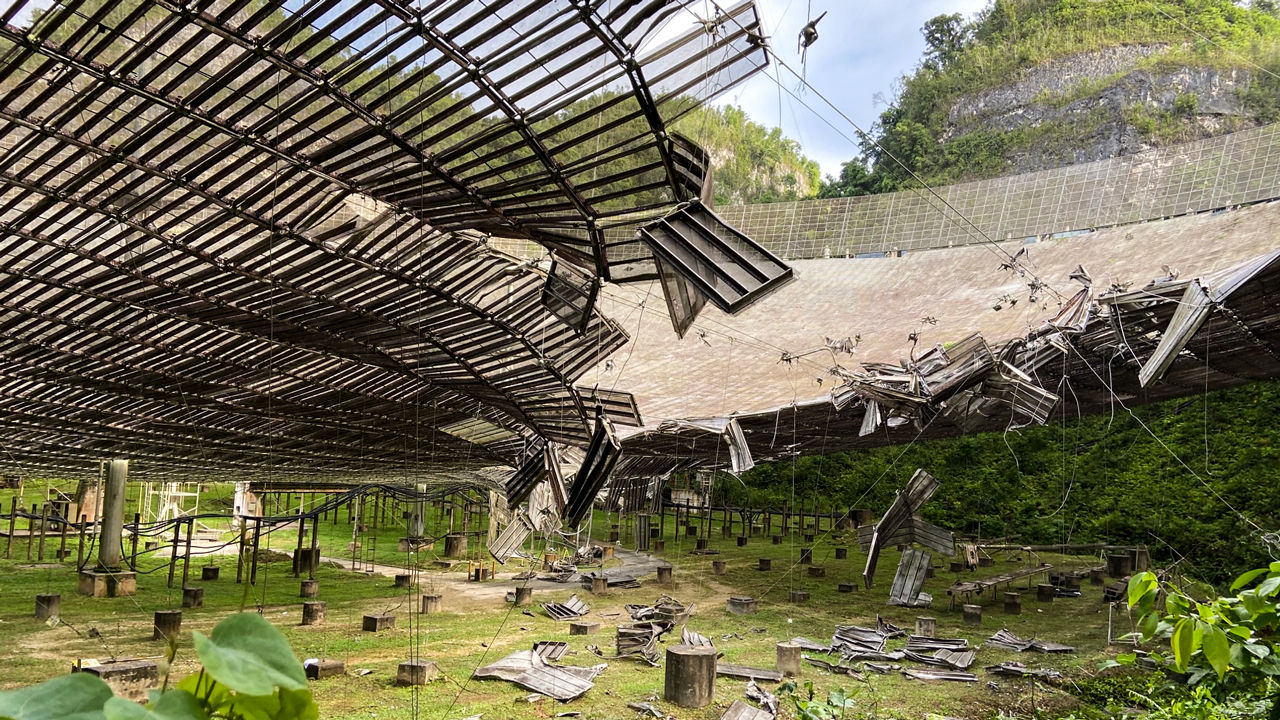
left=638, top=201, right=793, bottom=314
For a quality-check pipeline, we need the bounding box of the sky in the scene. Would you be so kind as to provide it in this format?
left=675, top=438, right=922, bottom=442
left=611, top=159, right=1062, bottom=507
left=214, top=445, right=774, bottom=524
left=694, top=0, right=991, bottom=179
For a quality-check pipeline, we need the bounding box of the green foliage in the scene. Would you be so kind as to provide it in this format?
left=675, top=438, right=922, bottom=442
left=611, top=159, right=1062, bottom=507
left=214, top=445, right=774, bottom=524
left=674, top=105, right=821, bottom=205
left=777, top=680, right=860, bottom=719
left=1115, top=566, right=1280, bottom=713
left=735, top=380, right=1280, bottom=583
left=0, top=614, right=316, bottom=720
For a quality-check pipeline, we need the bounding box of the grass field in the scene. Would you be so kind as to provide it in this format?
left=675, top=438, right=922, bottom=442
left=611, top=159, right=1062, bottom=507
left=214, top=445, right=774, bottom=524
left=0, top=486, right=1147, bottom=719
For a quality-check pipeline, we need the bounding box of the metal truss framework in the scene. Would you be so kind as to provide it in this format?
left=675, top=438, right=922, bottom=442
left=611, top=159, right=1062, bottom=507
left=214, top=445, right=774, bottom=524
left=0, top=0, right=770, bottom=480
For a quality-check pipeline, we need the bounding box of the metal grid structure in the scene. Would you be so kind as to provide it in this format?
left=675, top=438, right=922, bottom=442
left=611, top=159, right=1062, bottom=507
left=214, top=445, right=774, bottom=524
left=0, top=0, right=772, bottom=480
left=711, top=121, right=1280, bottom=260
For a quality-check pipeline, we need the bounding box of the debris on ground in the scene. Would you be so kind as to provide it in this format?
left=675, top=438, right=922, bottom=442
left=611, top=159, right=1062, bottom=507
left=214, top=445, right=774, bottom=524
left=533, top=641, right=568, bottom=661
left=473, top=650, right=605, bottom=701
left=746, top=680, right=779, bottom=715
left=543, top=594, right=590, bottom=621
left=803, top=655, right=863, bottom=677
left=721, top=699, right=773, bottom=720
left=905, top=636, right=969, bottom=652
left=716, top=663, right=782, bottom=682
left=986, top=629, right=1075, bottom=653
left=984, top=662, right=1063, bottom=681
left=615, top=623, right=667, bottom=665
left=682, top=627, right=714, bottom=647
left=901, top=668, right=978, bottom=682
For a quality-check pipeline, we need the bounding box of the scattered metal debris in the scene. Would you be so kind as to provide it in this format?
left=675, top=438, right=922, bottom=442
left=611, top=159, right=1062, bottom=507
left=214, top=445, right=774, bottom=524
left=904, top=649, right=976, bottom=671
left=832, top=625, right=888, bottom=653
left=788, top=637, right=831, bottom=652
left=627, top=701, right=665, bottom=718
left=902, top=668, right=978, bottom=683
left=716, top=664, right=783, bottom=682
left=722, top=699, right=773, bottom=720
left=889, top=547, right=934, bottom=607
left=533, top=642, right=568, bottom=662
left=543, top=595, right=590, bottom=621
left=473, top=651, right=605, bottom=701
left=580, top=572, right=641, bottom=590
left=986, top=629, right=1074, bottom=653
left=985, top=662, right=1063, bottom=681
left=615, top=623, right=666, bottom=666
left=803, top=655, right=863, bottom=677
left=746, top=680, right=779, bottom=715
left=682, top=627, right=715, bottom=648
left=906, top=636, right=970, bottom=652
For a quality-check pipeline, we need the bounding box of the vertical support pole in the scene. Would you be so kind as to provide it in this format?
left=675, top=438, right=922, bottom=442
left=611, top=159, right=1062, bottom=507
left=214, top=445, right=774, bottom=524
left=58, top=508, right=68, bottom=562
left=5, top=497, right=14, bottom=559
left=76, top=514, right=87, bottom=568
left=167, top=520, right=181, bottom=588
left=26, top=504, right=34, bottom=562
left=308, top=513, right=319, bottom=581
left=36, top=502, right=48, bottom=562
left=129, top=513, right=140, bottom=570
left=235, top=523, right=246, bottom=584
left=181, top=517, right=193, bottom=590
left=294, top=509, right=305, bottom=578
left=249, top=519, right=262, bottom=585
left=98, top=459, right=128, bottom=570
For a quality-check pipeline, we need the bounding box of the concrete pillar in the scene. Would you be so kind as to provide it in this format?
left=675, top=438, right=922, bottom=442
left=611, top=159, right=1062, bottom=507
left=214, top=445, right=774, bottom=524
left=98, top=459, right=128, bottom=570
left=776, top=641, right=802, bottom=677
left=664, top=645, right=716, bottom=708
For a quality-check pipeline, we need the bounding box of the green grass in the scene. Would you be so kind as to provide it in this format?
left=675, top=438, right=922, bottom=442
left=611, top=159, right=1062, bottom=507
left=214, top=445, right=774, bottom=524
left=0, top=500, right=1146, bottom=719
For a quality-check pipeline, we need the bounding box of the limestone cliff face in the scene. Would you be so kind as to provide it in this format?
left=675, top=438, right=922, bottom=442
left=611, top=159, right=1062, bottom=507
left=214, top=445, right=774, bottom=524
left=943, top=44, right=1258, bottom=174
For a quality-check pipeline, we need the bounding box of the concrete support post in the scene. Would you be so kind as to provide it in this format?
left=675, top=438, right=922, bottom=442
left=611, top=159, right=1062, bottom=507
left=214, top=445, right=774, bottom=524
left=98, top=459, right=128, bottom=570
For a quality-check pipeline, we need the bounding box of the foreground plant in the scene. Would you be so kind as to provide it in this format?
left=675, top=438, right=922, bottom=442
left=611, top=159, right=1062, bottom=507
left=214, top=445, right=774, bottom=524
left=1109, top=564, right=1280, bottom=717
left=0, top=613, right=317, bottom=720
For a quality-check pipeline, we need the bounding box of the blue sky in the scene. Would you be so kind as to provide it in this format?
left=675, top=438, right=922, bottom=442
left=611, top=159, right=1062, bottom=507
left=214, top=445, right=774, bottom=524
left=705, top=0, right=991, bottom=179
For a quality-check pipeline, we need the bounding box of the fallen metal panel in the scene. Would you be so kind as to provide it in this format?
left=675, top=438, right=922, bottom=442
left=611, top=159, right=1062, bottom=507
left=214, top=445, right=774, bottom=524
left=542, top=594, right=590, bottom=621
left=473, top=650, right=602, bottom=701
left=533, top=641, right=568, bottom=662
left=655, top=255, right=709, bottom=338
left=682, top=627, right=715, bottom=648
left=721, top=699, right=774, bottom=720
left=906, top=636, right=969, bottom=652
left=901, top=669, right=977, bottom=683
left=985, top=662, right=1063, bottom=679
left=578, top=387, right=644, bottom=428
left=1138, top=280, right=1212, bottom=387
left=888, top=548, right=932, bottom=607
left=725, top=417, right=755, bottom=474
left=716, top=664, right=783, bottom=682
left=911, top=518, right=956, bottom=556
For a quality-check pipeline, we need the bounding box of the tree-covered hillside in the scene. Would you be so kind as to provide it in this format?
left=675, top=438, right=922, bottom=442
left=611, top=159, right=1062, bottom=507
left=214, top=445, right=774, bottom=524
left=823, top=0, right=1280, bottom=195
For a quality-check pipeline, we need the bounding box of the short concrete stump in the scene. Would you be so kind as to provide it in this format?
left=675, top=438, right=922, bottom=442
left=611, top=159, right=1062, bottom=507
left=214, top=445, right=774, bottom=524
left=78, top=660, right=157, bottom=702
left=788, top=590, right=809, bottom=603
left=726, top=596, right=758, bottom=615
left=608, top=530, right=619, bottom=543
left=444, top=533, right=467, bottom=559
left=302, top=601, right=326, bottom=626
left=363, top=613, right=395, bottom=632
left=569, top=621, right=600, bottom=636
left=771, top=535, right=783, bottom=545
left=1003, top=592, right=1022, bottom=615
left=686, top=524, right=698, bottom=537
left=712, top=560, right=726, bottom=575
left=200, top=566, right=219, bottom=582
left=649, top=527, right=660, bottom=539
left=1037, top=583, right=1056, bottom=602
left=182, top=586, right=203, bottom=609
left=807, top=566, right=826, bottom=578
left=35, top=593, right=60, bottom=620
left=657, top=566, right=673, bottom=584
left=978, top=557, right=994, bottom=567
left=300, top=579, right=319, bottom=598
left=394, top=573, right=411, bottom=588
left=514, top=586, right=533, bottom=607
left=962, top=604, right=982, bottom=626
left=695, top=538, right=709, bottom=551
left=758, top=558, right=772, bottom=571
left=396, top=659, right=439, bottom=686
left=663, top=645, right=716, bottom=708
left=736, top=536, right=748, bottom=547
left=1090, top=568, right=1106, bottom=585
left=803, top=534, right=814, bottom=544
left=915, top=616, right=936, bottom=638
left=305, top=659, right=344, bottom=680
left=776, top=641, right=802, bottom=677
left=153, top=610, right=182, bottom=641
left=799, top=547, right=812, bottom=564
left=949, top=561, right=965, bottom=572
left=652, top=540, right=666, bottom=552
left=590, top=576, right=608, bottom=594
left=834, top=547, right=847, bottom=560
left=837, top=583, right=855, bottom=593
left=78, top=569, right=137, bottom=598
left=421, top=594, right=443, bottom=613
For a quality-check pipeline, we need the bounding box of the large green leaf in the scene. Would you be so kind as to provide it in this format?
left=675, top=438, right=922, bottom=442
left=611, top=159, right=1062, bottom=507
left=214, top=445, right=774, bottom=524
left=1257, top=575, right=1280, bottom=598
left=192, top=614, right=306, bottom=696
left=0, top=673, right=112, bottom=720
left=1201, top=624, right=1231, bottom=679
left=103, top=692, right=207, bottom=720
left=227, top=689, right=318, bottom=720
left=1231, top=568, right=1269, bottom=591
left=1171, top=618, right=1197, bottom=671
